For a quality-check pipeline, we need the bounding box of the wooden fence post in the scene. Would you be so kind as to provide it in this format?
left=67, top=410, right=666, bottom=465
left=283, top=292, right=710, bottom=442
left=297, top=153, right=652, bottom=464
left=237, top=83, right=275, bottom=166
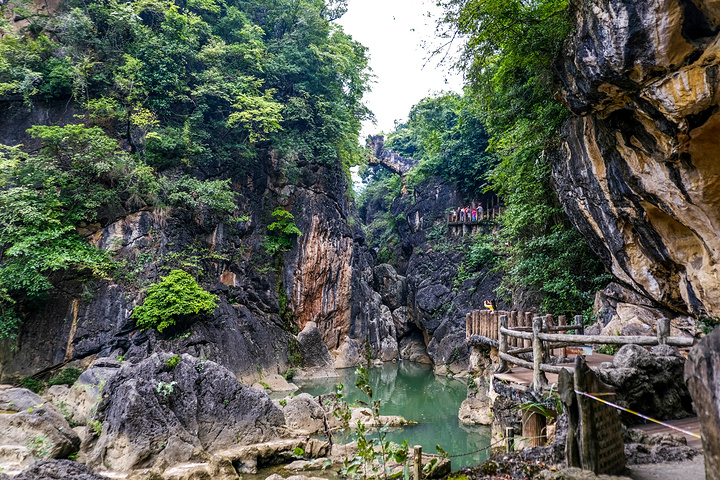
left=509, top=311, right=518, bottom=347
left=532, top=316, right=548, bottom=391
left=465, top=312, right=472, bottom=339
left=657, top=317, right=670, bottom=345
left=497, top=314, right=509, bottom=373
left=506, top=427, right=515, bottom=453
left=558, top=315, right=567, bottom=358
left=413, top=445, right=422, bottom=480
left=524, top=312, right=532, bottom=348
left=543, top=315, right=552, bottom=360
left=522, top=405, right=547, bottom=447
left=574, top=315, right=584, bottom=336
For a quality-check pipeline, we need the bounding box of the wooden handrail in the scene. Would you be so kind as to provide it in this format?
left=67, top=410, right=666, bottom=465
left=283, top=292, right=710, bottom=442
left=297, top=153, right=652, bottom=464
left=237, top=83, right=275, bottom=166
left=469, top=312, right=695, bottom=392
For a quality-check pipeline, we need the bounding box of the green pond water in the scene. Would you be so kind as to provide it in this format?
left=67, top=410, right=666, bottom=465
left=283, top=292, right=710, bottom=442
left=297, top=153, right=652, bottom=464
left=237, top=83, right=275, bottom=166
left=296, top=361, right=492, bottom=470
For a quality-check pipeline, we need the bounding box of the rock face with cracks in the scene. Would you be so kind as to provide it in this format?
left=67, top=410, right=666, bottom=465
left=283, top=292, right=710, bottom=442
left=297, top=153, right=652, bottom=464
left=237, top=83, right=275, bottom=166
left=82, top=353, right=284, bottom=473
left=553, top=0, right=720, bottom=317
left=0, top=386, right=80, bottom=473
left=598, top=344, right=694, bottom=423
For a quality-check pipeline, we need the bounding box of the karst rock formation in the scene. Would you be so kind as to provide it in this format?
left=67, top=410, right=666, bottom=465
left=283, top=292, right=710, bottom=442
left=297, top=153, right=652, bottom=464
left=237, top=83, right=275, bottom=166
left=554, top=0, right=720, bottom=317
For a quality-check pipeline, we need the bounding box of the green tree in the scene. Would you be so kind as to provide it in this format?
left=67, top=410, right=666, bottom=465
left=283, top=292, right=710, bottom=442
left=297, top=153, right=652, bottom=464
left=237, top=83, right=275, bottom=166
left=132, top=269, right=217, bottom=332
left=433, top=0, right=609, bottom=313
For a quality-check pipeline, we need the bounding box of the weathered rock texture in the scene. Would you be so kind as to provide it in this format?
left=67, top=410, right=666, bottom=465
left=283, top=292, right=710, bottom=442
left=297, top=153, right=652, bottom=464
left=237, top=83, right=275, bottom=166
left=553, top=0, right=720, bottom=317
left=367, top=135, right=418, bottom=175
left=4, top=459, right=110, bottom=480
left=685, top=323, right=720, bottom=478
left=0, top=386, right=80, bottom=474
left=598, top=344, right=694, bottom=423
left=361, top=177, right=504, bottom=369
left=82, top=353, right=284, bottom=473
left=0, top=98, right=386, bottom=380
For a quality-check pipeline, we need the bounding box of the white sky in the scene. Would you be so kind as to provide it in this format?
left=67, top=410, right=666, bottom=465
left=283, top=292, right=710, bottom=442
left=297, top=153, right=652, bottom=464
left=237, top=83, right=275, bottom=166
left=334, top=0, right=465, bottom=139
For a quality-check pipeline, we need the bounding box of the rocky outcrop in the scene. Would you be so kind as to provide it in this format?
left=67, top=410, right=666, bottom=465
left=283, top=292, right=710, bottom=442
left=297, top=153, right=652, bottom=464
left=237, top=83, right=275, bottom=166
left=0, top=386, right=80, bottom=474
left=4, top=459, right=110, bottom=480
left=361, top=175, right=505, bottom=369
left=598, top=344, right=694, bottom=423
left=591, top=282, right=697, bottom=336
left=685, top=324, right=720, bottom=478
left=81, top=353, right=284, bottom=473
left=367, top=136, right=418, bottom=175
left=553, top=0, right=720, bottom=317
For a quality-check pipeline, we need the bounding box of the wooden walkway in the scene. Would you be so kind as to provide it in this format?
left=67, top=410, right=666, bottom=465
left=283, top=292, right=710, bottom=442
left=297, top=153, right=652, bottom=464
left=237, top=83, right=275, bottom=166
left=493, top=353, right=614, bottom=388
left=494, top=353, right=702, bottom=451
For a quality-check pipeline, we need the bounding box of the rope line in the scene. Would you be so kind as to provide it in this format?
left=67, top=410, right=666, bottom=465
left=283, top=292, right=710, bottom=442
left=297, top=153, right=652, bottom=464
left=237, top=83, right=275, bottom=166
left=574, top=390, right=701, bottom=439
left=445, top=438, right=506, bottom=458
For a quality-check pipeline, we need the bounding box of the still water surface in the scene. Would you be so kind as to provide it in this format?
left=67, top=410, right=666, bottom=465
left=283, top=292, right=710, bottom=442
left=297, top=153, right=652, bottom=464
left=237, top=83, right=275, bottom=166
left=296, top=361, right=492, bottom=470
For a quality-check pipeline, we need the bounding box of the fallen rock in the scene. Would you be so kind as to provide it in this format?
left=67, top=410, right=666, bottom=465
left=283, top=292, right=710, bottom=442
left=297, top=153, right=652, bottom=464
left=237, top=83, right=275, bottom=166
left=0, top=386, right=80, bottom=473
left=82, top=353, right=285, bottom=473
left=399, top=332, right=431, bottom=364
left=252, top=374, right=298, bottom=393
left=43, top=358, right=121, bottom=427
left=598, top=344, right=694, bottom=423
left=334, top=336, right=363, bottom=369
left=297, top=322, right=334, bottom=369
left=282, top=393, right=326, bottom=435
left=373, top=263, right=407, bottom=311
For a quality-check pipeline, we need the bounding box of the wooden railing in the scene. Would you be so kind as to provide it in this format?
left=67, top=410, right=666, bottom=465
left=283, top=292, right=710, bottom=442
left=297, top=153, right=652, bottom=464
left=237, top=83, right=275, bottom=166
left=466, top=311, right=695, bottom=391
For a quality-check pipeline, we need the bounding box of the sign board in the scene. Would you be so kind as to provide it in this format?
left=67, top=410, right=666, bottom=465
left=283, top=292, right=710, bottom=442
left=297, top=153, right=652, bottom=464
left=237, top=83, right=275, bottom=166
left=566, top=346, right=593, bottom=356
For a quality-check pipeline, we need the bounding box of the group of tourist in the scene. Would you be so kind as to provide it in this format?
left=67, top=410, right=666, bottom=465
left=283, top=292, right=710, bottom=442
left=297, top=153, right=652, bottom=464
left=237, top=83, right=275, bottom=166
left=451, top=203, right=484, bottom=223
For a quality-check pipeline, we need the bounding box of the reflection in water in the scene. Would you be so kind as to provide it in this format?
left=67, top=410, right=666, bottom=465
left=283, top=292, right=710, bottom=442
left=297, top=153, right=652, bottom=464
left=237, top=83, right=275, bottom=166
left=297, top=362, right=492, bottom=469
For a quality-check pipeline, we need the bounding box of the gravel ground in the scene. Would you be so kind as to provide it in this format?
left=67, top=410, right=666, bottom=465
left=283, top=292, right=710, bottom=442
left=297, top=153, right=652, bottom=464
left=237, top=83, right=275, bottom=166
left=626, top=456, right=705, bottom=480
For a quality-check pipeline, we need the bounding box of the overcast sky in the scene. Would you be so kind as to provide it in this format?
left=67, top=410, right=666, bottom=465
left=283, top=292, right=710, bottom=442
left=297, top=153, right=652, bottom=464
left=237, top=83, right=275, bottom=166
left=334, top=0, right=464, bottom=139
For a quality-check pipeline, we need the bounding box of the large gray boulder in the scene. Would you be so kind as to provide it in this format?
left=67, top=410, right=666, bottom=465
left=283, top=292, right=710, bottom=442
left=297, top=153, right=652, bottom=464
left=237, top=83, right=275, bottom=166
left=0, top=386, right=80, bottom=474
left=82, top=353, right=284, bottom=473
left=297, top=322, right=334, bottom=369
left=44, top=358, right=122, bottom=427
left=685, top=325, right=720, bottom=478
left=373, top=263, right=407, bottom=311
left=281, top=393, right=326, bottom=435
left=598, top=344, right=694, bottom=423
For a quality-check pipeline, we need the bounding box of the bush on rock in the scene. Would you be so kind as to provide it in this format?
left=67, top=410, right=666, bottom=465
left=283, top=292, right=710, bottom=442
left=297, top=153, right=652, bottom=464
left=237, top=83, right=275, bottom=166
left=131, top=270, right=217, bottom=332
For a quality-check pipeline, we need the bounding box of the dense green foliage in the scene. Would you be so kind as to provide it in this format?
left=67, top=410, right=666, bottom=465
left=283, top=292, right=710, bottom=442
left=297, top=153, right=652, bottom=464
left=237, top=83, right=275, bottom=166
left=0, top=0, right=371, bottom=168
left=0, top=125, right=234, bottom=337
left=434, top=0, right=609, bottom=313
left=48, top=367, right=83, bottom=386
left=384, top=92, right=494, bottom=194
left=0, top=0, right=372, bottom=337
left=132, top=269, right=217, bottom=332
left=264, top=207, right=302, bottom=256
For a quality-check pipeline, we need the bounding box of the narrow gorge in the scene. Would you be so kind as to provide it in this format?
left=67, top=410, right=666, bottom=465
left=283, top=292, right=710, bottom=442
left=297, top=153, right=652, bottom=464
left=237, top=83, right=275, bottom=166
left=1, top=0, right=720, bottom=479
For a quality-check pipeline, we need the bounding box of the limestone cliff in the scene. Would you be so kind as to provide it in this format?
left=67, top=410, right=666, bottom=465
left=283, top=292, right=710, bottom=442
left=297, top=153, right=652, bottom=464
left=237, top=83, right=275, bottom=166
left=553, top=0, right=720, bottom=317
left=0, top=99, right=384, bottom=381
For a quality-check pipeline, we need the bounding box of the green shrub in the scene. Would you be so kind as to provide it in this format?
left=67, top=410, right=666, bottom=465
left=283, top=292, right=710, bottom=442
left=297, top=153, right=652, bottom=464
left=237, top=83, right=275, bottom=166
left=48, top=367, right=82, bottom=386
left=263, top=208, right=302, bottom=257
left=88, top=420, right=103, bottom=436
left=132, top=270, right=217, bottom=332
left=165, top=355, right=180, bottom=369
left=19, top=377, right=44, bottom=394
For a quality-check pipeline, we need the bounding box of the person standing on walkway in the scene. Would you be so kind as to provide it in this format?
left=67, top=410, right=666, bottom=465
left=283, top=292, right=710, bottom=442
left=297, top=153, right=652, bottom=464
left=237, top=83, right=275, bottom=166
left=471, top=208, right=477, bottom=222
left=478, top=202, right=483, bottom=221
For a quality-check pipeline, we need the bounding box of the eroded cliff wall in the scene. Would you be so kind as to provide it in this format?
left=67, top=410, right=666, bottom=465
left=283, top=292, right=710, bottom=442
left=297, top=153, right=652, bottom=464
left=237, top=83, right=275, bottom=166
left=0, top=100, right=384, bottom=381
left=553, top=0, right=720, bottom=317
